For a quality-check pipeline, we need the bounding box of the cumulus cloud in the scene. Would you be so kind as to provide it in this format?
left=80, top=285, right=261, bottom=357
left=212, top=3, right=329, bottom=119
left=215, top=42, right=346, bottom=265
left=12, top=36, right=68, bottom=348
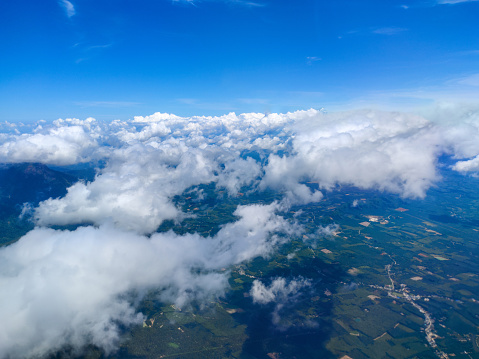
left=250, top=277, right=311, bottom=325
left=0, top=203, right=292, bottom=358
left=452, top=155, right=479, bottom=172
left=216, top=157, right=262, bottom=196
left=261, top=109, right=442, bottom=199
left=0, top=119, right=99, bottom=166
left=316, top=224, right=340, bottom=238
left=4, top=107, right=479, bottom=230
left=421, top=103, right=479, bottom=162
left=34, top=143, right=216, bottom=233
left=32, top=112, right=289, bottom=231
left=250, top=277, right=311, bottom=304
left=2, top=105, right=479, bottom=356
left=7, top=107, right=479, bottom=234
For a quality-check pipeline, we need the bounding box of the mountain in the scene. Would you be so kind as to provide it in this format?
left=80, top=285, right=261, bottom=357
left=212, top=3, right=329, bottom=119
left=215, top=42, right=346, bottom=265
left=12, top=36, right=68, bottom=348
left=0, top=163, right=78, bottom=245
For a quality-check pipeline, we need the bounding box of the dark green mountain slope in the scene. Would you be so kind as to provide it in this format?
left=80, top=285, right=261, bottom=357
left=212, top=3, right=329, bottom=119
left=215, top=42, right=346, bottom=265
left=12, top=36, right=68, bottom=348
left=0, top=163, right=77, bottom=245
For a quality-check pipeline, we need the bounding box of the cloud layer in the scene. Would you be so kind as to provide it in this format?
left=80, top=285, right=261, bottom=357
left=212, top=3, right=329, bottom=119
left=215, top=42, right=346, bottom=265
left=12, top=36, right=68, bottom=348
left=5, top=106, right=474, bottom=233
left=0, top=203, right=292, bottom=358
left=1, top=105, right=479, bottom=357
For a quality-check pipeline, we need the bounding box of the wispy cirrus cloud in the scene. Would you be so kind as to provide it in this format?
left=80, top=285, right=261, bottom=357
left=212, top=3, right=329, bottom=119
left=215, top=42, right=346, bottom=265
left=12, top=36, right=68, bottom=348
left=436, top=0, right=478, bottom=4
left=455, top=73, right=479, bottom=86
left=86, top=44, right=114, bottom=51
left=172, top=0, right=198, bottom=6
left=72, top=43, right=114, bottom=64
left=339, top=27, right=406, bottom=40
left=172, top=0, right=265, bottom=7
left=230, top=0, right=265, bottom=7
left=237, top=98, right=269, bottom=105
left=74, top=101, right=141, bottom=108
left=463, top=50, right=479, bottom=55
left=306, top=56, right=322, bottom=65
left=372, top=27, right=407, bottom=35
left=59, top=0, right=75, bottom=18
left=400, top=0, right=477, bottom=8
left=175, top=98, right=237, bottom=111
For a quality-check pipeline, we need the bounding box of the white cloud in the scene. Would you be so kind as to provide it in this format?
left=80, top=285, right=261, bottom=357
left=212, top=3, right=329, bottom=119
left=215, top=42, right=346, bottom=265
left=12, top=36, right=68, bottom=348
left=172, top=0, right=197, bottom=5
left=5, top=106, right=479, bottom=236
left=436, top=0, right=478, bottom=4
left=0, top=123, right=98, bottom=166
left=250, top=277, right=311, bottom=325
left=132, top=112, right=183, bottom=123
left=250, top=277, right=311, bottom=305
left=260, top=109, right=441, bottom=199
left=456, top=73, right=479, bottom=86
left=59, top=0, right=75, bottom=18
left=236, top=1, right=265, bottom=7
left=316, top=224, right=340, bottom=237
left=453, top=156, right=479, bottom=172
left=421, top=102, right=479, bottom=160
left=34, top=143, right=216, bottom=233
left=216, top=157, right=262, bottom=196
left=2, top=105, right=479, bottom=356
left=372, top=27, right=407, bottom=35
left=75, top=101, right=141, bottom=108
left=306, top=56, right=322, bottom=65
left=32, top=111, right=292, bottom=231
left=237, top=98, right=270, bottom=105
left=0, top=202, right=292, bottom=358
left=171, top=0, right=265, bottom=6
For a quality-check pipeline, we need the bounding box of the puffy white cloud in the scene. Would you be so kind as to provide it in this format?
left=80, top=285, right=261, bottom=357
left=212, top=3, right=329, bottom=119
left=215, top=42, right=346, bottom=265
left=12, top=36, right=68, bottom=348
left=214, top=202, right=297, bottom=264
left=261, top=109, right=442, bottom=199
left=2, top=107, right=479, bottom=236
left=316, top=224, right=340, bottom=238
left=3, top=105, right=479, bottom=356
left=0, top=122, right=98, bottom=166
left=215, top=157, right=262, bottom=196
left=250, top=277, right=311, bottom=326
left=453, top=155, right=479, bottom=172
left=0, top=104, right=479, bottom=357
left=31, top=112, right=291, bottom=231
left=250, top=277, right=311, bottom=305
left=34, top=143, right=216, bottom=233
left=0, top=202, right=292, bottom=358
left=423, top=103, right=479, bottom=160
left=132, top=112, right=183, bottom=123
left=5, top=107, right=479, bottom=234
left=116, top=121, right=172, bottom=143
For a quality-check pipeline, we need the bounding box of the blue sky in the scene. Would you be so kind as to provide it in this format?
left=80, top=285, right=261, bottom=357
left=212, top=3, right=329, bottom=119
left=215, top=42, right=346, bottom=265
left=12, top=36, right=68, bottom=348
left=1, top=0, right=478, bottom=121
